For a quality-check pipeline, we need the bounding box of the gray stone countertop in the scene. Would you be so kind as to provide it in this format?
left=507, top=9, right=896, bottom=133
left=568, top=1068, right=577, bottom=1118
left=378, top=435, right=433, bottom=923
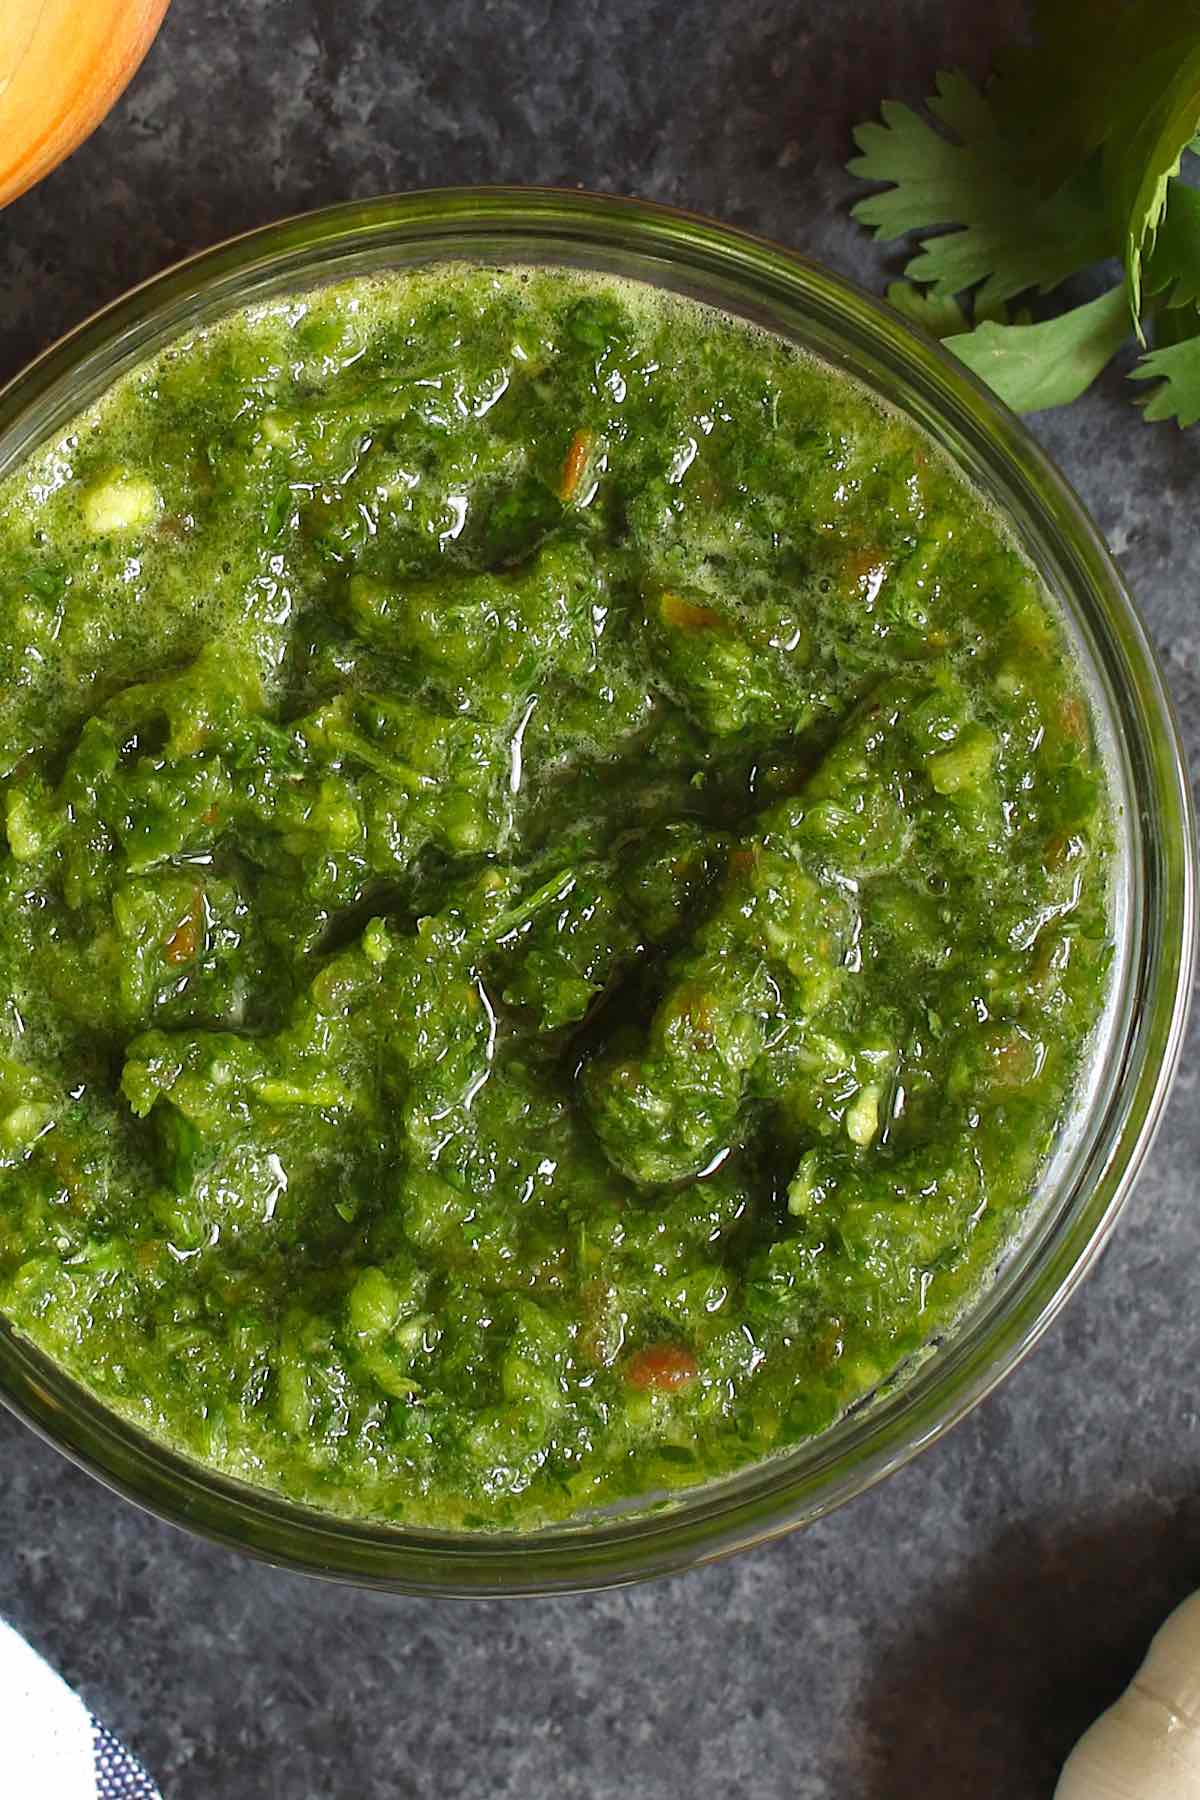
left=2, top=2, right=1198, bottom=1795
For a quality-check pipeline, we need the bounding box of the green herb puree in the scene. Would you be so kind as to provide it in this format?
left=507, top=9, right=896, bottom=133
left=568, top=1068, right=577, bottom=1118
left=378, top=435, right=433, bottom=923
left=0, top=269, right=1112, bottom=1526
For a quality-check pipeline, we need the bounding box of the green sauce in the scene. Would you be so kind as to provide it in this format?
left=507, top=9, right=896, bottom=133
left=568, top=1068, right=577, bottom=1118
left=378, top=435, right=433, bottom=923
left=0, top=269, right=1112, bottom=1526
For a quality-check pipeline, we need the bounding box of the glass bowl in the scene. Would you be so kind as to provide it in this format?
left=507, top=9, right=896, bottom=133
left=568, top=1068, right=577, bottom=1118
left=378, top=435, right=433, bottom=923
left=0, top=189, right=1193, bottom=1596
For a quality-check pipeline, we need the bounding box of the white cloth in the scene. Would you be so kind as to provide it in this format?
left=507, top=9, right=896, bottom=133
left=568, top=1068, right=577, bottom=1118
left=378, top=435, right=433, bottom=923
left=0, top=1621, right=160, bottom=1798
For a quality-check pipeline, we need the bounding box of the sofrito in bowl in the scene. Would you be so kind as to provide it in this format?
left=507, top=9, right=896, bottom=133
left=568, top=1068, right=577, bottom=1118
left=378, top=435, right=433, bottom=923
left=0, top=190, right=1191, bottom=1593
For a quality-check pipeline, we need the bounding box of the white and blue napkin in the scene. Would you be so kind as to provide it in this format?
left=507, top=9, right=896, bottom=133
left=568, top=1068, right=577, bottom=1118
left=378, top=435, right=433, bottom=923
left=0, top=1620, right=160, bottom=1798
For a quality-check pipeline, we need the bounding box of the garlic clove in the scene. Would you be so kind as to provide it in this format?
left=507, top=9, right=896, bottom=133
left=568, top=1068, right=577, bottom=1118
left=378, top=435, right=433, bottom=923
left=1056, top=1592, right=1200, bottom=1798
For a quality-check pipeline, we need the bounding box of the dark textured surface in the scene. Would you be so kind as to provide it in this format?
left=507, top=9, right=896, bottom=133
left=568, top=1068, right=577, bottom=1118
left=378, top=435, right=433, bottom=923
left=2, top=3, right=1199, bottom=1796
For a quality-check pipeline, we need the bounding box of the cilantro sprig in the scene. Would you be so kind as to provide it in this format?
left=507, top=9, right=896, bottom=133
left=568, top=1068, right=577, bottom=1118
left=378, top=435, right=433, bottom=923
left=847, top=0, right=1200, bottom=424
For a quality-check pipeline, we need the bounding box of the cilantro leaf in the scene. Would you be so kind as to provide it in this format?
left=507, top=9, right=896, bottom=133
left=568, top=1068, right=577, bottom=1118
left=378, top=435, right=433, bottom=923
left=1101, top=35, right=1200, bottom=331
left=849, top=71, right=1113, bottom=308
left=884, top=282, right=969, bottom=339
left=1145, top=180, right=1200, bottom=309
left=847, top=0, right=1200, bottom=424
left=988, top=1, right=1187, bottom=191
left=943, top=287, right=1130, bottom=413
left=976, top=294, right=1033, bottom=329
left=1153, top=305, right=1200, bottom=350
left=1131, top=313, right=1200, bottom=424
left=885, top=282, right=1030, bottom=340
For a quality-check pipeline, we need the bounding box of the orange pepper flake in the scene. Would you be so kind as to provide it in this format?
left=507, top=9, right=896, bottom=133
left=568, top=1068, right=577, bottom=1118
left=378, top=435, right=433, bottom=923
left=843, top=546, right=883, bottom=582
left=1058, top=694, right=1087, bottom=744
left=164, top=887, right=204, bottom=966
left=840, top=545, right=889, bottom=604
left=674, top=981, right=714, bottom=1043
left=1043, top=831, right=1071, bottom=871
left=201, top=803, right=220, bottom=826
left=558, top=428, right=595, bottom=502
left=625, top=1345, right=699, bottom=1392
left=659, top=591, right=725, bottom=633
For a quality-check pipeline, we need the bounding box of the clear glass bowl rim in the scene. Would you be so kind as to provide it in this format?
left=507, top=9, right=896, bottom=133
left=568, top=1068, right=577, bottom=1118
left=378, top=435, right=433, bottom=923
left=0, top=186, right=1193, bottom=1597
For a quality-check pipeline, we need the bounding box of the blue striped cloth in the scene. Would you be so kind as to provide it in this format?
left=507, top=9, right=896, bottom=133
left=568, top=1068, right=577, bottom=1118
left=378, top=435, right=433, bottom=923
left=0, top=1621, right=160, bottom=1798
